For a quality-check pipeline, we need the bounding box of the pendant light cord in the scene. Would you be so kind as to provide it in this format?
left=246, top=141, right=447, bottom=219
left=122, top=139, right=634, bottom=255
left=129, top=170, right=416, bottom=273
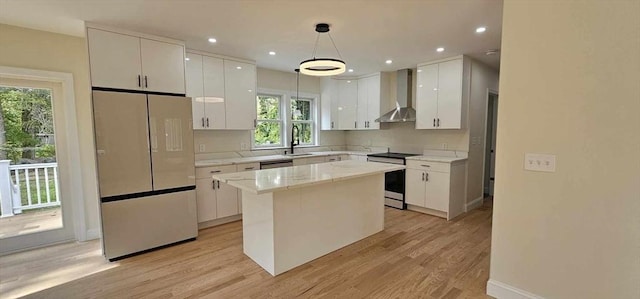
left=311, top=33, right=320, bottom=58
left=311, top=32, right=343, bottom=60
left=327, top=32, right=343, bottom=60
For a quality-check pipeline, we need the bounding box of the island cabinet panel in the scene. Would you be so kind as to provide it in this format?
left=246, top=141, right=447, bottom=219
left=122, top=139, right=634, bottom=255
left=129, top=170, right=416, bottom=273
left=241, top=173, right=385, bottom=276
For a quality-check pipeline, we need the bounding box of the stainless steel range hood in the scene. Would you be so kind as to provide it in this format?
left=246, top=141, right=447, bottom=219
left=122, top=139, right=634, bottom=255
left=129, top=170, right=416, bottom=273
left=375, top=69, right=416, bottom=123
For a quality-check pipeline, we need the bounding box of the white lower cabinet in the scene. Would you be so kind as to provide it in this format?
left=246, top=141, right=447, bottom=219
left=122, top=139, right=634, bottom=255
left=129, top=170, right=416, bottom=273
left=235, top=162, right=260, bottom=214
left=293, top=156, right=326, bottom=166
left=325, top=155, right=349, bottom=162
left=195, top=165, right=237, bottom=223
left=350, top=155, right=368, bottom=161
left=405, top=160, right=466, bottom=220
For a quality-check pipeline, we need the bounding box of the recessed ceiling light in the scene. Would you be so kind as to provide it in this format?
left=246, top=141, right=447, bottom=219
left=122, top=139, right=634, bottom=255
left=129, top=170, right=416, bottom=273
left=347, top=80, right=351, bottom=83
left=269, top=51, right=276, bottom=56
left=185, top=57, right=190, bottom=61
left=385, top=60, right=392, bottom=64
left=208, top=38, right=217, bottom=43
left=436, top=47, right=445, bottom=52
left=417, top=69, right=422, bottom=72
left=236, top=66, right=242, bottom=70
left=348, top=69, right=354, bottom=73
left=476, top=27, right=486, bottom=33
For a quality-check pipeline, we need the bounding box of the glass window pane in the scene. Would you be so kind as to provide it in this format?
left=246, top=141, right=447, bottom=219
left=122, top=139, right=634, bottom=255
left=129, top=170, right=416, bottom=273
left=257, top=95, right=280, bottom=120
left=254, top=121, right=281, bottom=146
left=291, top=98, right=311, bottom=120
left=293, top=122, right=312, bottom=144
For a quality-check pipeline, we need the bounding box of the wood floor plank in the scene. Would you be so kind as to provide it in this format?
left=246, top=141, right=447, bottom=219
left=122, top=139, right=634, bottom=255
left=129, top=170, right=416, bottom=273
left=1, top=200, right=494, bottom=299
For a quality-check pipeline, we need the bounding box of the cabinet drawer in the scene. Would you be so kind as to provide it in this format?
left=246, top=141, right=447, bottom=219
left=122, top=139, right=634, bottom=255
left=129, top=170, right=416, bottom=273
left=406, top=160, right=450, bottom=173
left=196, top=165, right=236, bottom=179
left=236, top=162, right=260, bottom=172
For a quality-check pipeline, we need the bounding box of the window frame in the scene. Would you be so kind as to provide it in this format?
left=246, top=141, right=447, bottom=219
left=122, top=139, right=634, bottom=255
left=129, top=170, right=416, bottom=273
left=252, top=88, right=319, bottom=150
left=290, top=96, right=316, bottom=146
left=253, top=93, right=285, bottom=148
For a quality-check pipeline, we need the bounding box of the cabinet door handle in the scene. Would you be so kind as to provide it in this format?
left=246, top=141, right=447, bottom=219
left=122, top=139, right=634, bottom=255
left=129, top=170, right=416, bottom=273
left=244, top=167, right=254, bottom=170
left=331, top=121, right=334, bottom=129
left=212, top=180, right=216, bottom=190
left=144, top=75, right=148, bottom=88
left=217, top=180, right=220, bottom=189
left=210, top=170, right=221, bottom=173
left=426, top=173, right=429, bottom=181
left=433, top=118, right=436, bottom=127
left=202, top=117, right=205, bottom=127
left=355, top=121, right=357, bottom=128
left=206, top=117, right=210, bottom=127
left=421, top=164, right=431, bottom=168
left=437, top=118, right=440, bottom=127
left=137, top=75, right=141, bottom=87
left=422, top=172, right=425, bottom=181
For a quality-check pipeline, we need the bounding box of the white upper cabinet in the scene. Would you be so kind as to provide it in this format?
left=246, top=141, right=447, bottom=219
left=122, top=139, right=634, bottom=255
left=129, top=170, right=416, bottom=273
left=357, top=78, right=369, bottom=130
left=186, top=51, right=256, bottom=130
left=416, top=64, right=439, bottom=129
left=203, top=56, right=226, bottom=129
left=337, top=80, right=358, bottom=130
left=186, top=53, right=207, bottom=129
left=140, top=39, right=186, bottom=94
left=360, top=74, right=388, bottom=130
left=88, top=28, right=143, bottom=91
left=87, top=28, right=186, bottom=94
left=416, top=57, right=464, bottom=129
left=321, top=73, right=388, bottom=131
left=320, top=78, right=339, bottom=130
left=224, top=60, right=257, bottom=130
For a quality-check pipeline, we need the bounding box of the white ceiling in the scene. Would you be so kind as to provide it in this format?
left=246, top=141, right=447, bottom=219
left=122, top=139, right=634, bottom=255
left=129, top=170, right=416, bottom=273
left=0, top=0, right=503, bottom=76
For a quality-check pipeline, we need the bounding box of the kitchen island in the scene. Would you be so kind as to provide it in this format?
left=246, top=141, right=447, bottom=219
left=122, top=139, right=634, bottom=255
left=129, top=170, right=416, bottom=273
left=212, top=160, right=404, bottom=276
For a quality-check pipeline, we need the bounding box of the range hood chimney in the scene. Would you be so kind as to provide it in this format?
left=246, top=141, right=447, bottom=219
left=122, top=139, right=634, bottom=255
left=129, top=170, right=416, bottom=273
left=375, top=69, right=416, bottom=123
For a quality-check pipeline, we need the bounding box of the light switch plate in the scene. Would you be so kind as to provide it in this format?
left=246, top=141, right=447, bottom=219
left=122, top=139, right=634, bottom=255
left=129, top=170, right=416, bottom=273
left=199, top=144, right=205, bottom=152
left=524, top=153, right=556, bottom=172
left=240, top=143, right=248, bottom=150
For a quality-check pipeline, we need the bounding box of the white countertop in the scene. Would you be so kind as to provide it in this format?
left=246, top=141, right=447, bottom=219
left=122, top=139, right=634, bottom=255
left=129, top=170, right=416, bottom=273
left=195, top=151, right=373, bottom=167
left=212, top=160, right=404, bottom=194
left=406, top=155, right=468, bottom=163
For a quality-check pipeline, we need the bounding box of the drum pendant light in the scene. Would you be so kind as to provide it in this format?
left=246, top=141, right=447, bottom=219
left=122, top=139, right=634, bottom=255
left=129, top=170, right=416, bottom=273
left=299, top=23, right=346, bottom=76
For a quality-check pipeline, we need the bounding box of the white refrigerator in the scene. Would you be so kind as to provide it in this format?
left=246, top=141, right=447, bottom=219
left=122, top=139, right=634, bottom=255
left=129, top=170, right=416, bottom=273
left=92, top=90, right=197, bottom=261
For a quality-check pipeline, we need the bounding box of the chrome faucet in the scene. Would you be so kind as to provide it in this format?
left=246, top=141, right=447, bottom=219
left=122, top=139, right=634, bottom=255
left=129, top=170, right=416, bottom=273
left=290, top=124, right=300, bottom=154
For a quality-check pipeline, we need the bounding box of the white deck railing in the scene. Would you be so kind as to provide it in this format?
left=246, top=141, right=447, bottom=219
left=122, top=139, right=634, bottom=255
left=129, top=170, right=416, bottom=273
left=0, top=160, right=60, bottom=217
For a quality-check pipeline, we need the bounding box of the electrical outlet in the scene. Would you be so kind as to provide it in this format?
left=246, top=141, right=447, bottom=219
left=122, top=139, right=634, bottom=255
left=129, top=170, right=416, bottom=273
left=240, top=142, right=248, bottom=150
left=199, top=144, right=206, bottom=152
left=442, top=143, right=448, bottom=150
left=524, top=153, right=556, bottom=172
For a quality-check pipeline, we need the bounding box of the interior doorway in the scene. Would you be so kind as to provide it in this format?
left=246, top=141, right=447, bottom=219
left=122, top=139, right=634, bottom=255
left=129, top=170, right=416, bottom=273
left=484, top=91, right=499, bottom=197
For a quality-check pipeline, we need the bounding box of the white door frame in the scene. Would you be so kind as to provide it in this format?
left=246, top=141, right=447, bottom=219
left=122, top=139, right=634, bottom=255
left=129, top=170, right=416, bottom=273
left=481, top=88, right=499, bottom=197
left=0, top=66, right=87, bottom=247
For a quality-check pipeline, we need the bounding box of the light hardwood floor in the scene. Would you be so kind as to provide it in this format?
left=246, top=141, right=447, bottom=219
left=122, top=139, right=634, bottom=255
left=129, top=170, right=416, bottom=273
left=1, top=201, right=493, bottom=299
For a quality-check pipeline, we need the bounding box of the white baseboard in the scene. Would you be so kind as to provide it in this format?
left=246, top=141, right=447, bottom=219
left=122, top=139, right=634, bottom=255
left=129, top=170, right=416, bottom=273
left=487, top=279, right=544, bottom=299
left=85, top=228, right=101, bottom=240
left=465, top=196, right=484, bottom=212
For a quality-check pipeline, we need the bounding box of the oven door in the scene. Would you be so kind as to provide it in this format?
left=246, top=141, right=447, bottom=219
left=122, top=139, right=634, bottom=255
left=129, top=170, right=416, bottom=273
left=384, top=169, right=405, bottom=201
